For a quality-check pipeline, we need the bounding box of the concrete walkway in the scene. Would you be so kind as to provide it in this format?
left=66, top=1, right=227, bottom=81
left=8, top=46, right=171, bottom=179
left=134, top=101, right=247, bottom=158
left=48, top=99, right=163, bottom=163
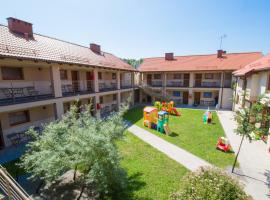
left=217, top=110, right=270, bottom=200
left=127, top=124, right=211, bottom=171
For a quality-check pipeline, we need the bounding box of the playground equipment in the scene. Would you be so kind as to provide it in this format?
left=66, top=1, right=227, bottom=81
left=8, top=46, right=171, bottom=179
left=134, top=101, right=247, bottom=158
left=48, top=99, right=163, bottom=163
left=143, top=107, right=171, bottom=135
left=203, top=109, right=213, bottom=124
left=216, top=137, right=231, bottom=152
left=154, top=101, right=181, bottom=116
left=143, top=107, right=158, bottom=129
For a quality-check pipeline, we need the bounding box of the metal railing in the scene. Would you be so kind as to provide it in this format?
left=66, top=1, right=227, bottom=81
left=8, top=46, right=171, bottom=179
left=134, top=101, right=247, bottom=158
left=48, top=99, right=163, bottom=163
left=98, top=80, right=117, bottom=92
left=166, top=79, right=189, bottom=87
left=0, top=81, right=53, bottom=106
left=120, top=80, right=132, bottom=89
left=0, top=165, right=32, bottom=200
left=194, top=80, right=221, bottom=88
left=61, top=80, right=94, bottom=96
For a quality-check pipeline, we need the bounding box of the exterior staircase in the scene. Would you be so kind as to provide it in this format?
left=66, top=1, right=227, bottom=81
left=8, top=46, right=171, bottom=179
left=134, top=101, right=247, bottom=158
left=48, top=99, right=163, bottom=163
left=0, top=165, right=32, bottom=200
left=139, top=84, right=174, bottom=102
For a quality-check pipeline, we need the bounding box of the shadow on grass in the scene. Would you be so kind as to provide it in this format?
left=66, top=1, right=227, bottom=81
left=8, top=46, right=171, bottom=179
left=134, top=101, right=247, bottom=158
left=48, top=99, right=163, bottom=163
left=169, top=132, right=179, bottom=137
left=124, top=106, right=144, bottom=125
left=114, top=172, right=152, bottom=200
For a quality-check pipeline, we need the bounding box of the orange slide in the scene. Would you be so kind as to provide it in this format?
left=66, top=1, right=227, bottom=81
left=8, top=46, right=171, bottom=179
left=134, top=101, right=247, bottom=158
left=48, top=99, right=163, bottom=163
left=171, top=108, right=181, bottom=116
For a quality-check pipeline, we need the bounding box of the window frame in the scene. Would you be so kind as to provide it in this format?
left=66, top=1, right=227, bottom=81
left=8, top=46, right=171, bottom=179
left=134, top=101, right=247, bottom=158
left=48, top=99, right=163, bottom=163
left=153, top=74, right=161, bottom=79
left=112, top=73, right=116, bottom=80
left=172, top=91, right=181, bottom=97
left=98, top=72, right=102, bottom=80
left=173, top=73, right=181, bottom=79
left=1, top=67, right=24, bottom=80
left=60, top=70, right=68, bottom=80
left=203, top=92, right=212, bottom=98
left=204, top=73, right=214, bottom=80
left=9, top=110, right=30, bottom=126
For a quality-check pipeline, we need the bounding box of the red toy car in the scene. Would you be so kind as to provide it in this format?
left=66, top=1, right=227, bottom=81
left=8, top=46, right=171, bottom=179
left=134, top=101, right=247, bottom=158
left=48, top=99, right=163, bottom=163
left=216, top=137, right=231, bottom=152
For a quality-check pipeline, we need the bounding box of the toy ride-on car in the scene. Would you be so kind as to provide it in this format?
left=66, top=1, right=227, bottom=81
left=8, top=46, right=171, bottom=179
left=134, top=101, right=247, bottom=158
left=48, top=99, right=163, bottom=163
left=216, top=137, right=231, bottom=152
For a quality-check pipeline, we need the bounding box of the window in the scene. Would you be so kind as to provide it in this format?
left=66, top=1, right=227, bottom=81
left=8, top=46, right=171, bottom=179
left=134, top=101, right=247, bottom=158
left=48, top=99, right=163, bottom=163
left=173, top=73, right=181, bottom=79
left=153, top=74, right=161, bottom=79
left=9, top=110, right=30, bottom=126
left=203, top=92, right=212, bottom=98
left=113, top=94, right=117, bottom=101
left=112, top=73, right=116, bottom=80
left=2, top=67, right=23, bottom=80
left=205, top=73, right=214, bottom=79
left=60, top=70, right=68, bottom=80
left=98, top=72, right=102, bottom=80
left=173, top=91, right=181, bottom=97
left=100, top=96, right=104, bottom=104
left=267, top=74, right=270, bottom=91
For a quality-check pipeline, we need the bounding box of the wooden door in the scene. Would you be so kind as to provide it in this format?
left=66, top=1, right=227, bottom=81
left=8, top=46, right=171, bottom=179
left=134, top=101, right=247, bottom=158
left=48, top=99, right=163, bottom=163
left=183, top=74, right=190, bottom=87
left=0, top=122, right=5, bottom=149
left=194, top=92, right=201, bottom=105
left=183, top=91, right=189, bottom=104
left=195, top=74, right=202, bottom=87
left=86, top=72, right=93, bottom=91
left=147, top=74, right=152, bottom=85
left=71, top=71, right=79, bottom=92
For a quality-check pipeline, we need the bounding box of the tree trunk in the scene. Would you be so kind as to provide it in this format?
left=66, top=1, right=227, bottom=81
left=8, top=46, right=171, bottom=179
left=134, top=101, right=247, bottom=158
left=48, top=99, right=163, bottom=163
left=73, top=165, right=77, bottom=181
left=232, top=134, right=245, bottom=173
left=77, top=185, right=85, bottom=200
left=36, top=180, right=45, bottom=194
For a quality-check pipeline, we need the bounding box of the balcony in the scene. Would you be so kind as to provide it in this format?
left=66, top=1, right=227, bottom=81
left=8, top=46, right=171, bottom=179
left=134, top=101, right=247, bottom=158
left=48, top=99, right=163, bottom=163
left=148, top=80, right=163, bottom=87
left=100, top=101, right=118, bottom=118
left=0, top=81, right=53, bottom=106
left=99, top=80, right=117, bottom=92
left=166, top=80, right=189, bottom=87
left=194, top=80, right=221, bottom=88
left=62, top=80, right=94, bottom=97
left=121, top=80, right=132, bottom=89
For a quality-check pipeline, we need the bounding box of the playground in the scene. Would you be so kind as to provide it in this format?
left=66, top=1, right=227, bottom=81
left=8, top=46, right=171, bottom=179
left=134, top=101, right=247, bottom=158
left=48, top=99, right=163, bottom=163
left=124, top=106, right=236, bottom=168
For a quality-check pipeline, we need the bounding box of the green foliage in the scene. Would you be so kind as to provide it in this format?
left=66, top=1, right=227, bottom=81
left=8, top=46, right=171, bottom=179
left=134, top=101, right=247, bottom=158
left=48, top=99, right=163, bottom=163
left=20, top=102, right=129, bottom=197
left=169, top=167, right=250, bottom=200
left=122, top=58, right=143, bottom=69
left=235, top=108, right=253, bottom=141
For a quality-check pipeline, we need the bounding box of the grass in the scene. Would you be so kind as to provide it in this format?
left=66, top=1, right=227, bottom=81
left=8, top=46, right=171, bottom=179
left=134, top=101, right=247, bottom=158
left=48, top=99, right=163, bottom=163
left=124, top=106, right=236, bottom=168
left=117, top=131, right=187, bottom=200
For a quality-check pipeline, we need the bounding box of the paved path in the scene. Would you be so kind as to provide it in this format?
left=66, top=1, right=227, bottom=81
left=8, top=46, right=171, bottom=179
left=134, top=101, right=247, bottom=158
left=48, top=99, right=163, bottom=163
left=127, top=124, right=211, bottom=171
left=217, top=110, right=270, bottom=200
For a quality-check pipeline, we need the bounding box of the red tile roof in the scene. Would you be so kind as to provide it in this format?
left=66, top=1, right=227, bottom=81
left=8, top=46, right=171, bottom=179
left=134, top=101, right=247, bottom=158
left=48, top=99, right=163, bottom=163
left=0, top=24, right=135, bottom=71
left=139, top=52, right=263, bottom=72
left=234, top=53, right=270, bottom=76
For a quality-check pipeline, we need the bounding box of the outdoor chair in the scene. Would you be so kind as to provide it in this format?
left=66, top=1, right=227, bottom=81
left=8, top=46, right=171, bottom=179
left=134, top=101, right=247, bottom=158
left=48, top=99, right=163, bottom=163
left=0, top=88, right=13, bottom=99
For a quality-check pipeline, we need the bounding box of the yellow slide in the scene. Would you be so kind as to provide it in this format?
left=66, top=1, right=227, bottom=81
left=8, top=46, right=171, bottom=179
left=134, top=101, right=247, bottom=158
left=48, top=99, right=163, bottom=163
left=163, top=124, right=171, bottom=135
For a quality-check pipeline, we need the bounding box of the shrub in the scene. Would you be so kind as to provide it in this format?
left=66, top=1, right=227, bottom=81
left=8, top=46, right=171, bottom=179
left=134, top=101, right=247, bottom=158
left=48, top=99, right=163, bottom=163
left=170, top=167, right=251, bottom=200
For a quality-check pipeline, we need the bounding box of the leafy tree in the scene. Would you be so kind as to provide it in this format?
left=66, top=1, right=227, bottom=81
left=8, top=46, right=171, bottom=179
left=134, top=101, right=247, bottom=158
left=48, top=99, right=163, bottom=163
left=20, top=102, right=129, bottom=199
left=170, top=167, right=250, bottom=200
left=122, top=58, right=143, bottom=69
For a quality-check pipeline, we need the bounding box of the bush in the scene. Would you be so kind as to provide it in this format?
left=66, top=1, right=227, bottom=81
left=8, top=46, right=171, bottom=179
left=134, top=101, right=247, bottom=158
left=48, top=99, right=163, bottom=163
left=170, top=167, right=251, bottom=200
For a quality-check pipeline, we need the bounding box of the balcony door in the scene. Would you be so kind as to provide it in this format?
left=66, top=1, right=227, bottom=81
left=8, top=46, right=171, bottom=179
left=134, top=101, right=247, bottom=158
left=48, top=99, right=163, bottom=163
left=195, top=74, right=202, bottom=87
left=183, top=91, right=189, bottom=104
left=183, top=74, right=190, bottom=87
left=86, top=72, right=93, bottom=91
left=194, top=92, right=201, bottom=105
left=0, top=122, right=5, bottom=149
left=71, top=71, right=79, bottom=92
left=147, top=74, right=152, bottom=85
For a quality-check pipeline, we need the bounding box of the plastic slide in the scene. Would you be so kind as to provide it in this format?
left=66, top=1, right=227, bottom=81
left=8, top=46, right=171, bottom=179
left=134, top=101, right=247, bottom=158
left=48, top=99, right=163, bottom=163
left=171, top=107, right=180, bottom=116
left=163, top=124, right=171, bottom=135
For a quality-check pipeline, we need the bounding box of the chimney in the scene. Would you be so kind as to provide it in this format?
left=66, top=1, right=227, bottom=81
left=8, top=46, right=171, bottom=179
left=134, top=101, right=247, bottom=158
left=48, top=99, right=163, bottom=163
left=90, top=43, right=101, bottom=54
left=7, top=17, right=33, bottom=39
left=217, top=49, right=226, bottom=58
left=165, top=53, right=174, bottom=61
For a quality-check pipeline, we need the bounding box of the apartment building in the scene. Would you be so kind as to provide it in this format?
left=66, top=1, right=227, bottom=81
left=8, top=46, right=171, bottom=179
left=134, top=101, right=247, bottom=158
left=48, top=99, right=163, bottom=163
left=0, top=17, right=137, bottom=148
left=138, top=51, right=262, bottom=109
left=233, top=53, right=270, bottom=109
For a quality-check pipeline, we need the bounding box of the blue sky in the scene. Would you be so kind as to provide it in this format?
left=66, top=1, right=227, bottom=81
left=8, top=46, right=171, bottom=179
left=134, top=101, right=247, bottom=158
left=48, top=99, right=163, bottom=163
left=1, top=0, right=269, bottom=59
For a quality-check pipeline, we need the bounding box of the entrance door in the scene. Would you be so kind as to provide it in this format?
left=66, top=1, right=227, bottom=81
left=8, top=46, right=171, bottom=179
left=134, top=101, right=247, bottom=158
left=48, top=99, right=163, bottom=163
left=86, top=72, right=93, bottom=92
left=0, top=122, right=5, bottom=149
left=183, top=74, right=190, bottom=87
left=134, top=89, right=140, bottom=103
left=194, top=92, right=201, bottom=105
left=147, top=74, right=152, bottom=85
left=183, top=91, right=189, bottom=104
left=195, top=74, right=202, bottom=87
left=71, top=71, right=79, bottom=92
left=147, top=95, right=152, bottom=103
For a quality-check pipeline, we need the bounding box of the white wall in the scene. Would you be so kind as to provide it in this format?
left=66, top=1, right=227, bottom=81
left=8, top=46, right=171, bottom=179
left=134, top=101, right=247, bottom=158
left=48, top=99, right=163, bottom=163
left=221, top=88, right=233, bottom=109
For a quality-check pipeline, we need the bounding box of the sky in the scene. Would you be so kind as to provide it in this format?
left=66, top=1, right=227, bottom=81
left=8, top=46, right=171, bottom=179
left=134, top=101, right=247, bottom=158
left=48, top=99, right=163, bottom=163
left=0, top=0, right=270, bottom=59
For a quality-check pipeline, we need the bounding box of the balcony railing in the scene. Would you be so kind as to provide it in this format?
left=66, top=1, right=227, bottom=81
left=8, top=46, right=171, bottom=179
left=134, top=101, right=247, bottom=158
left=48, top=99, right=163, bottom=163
left=166, top=79, right=189, bottom=87
left=99, top=80, right=117, bottom=92
left=120, top=80, right=132, bottom=89
left=100, top=101, right=118, bottom=118
left=0, top=81, right=53, bottom=106
left=147, top=80, right=163, bottom=87
left=194, top=80, right=221, bottom=88
left=223, top=79, right=232, bottom=88
left=200, top=100, right=215, bottom=106
left=62, top=80, right=94, bottom=96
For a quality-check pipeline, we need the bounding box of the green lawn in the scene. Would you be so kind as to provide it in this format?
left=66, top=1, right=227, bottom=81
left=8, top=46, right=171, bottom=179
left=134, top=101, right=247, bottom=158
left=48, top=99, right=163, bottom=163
left=124, top=106, right=236, bottom=168
left=117, top=131, right=187, bottom=200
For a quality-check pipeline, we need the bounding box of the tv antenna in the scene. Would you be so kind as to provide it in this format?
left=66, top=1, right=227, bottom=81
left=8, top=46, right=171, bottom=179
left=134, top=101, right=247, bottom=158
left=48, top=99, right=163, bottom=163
left=219, top=34, right=227, bottom=49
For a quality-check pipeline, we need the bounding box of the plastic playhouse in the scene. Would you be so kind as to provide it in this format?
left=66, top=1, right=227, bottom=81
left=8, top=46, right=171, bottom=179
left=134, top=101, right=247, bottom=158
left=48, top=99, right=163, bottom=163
left=154, top=101, right=181, bottom=116
left=143, top=106, right=171, bottom=135
left=216, top=137, right=231, bottom=152
left=203, top=109, right=213, bottom=124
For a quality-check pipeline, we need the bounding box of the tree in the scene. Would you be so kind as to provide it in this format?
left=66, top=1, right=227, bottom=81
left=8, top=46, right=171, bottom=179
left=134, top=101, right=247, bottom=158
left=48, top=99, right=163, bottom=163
left=122, top=58, right=143, bottom=69
left=170, top=167, right=250, bottom=200
left=20, top=102, right=129, bottom=199
left=232, top=94, right=270, bottom=172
